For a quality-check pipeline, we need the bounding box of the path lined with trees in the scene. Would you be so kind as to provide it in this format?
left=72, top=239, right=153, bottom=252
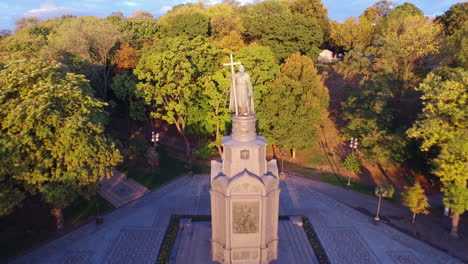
left=0, top=0, right=466, bottom=260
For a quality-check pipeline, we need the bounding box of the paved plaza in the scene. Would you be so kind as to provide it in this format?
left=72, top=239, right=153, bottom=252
left=10, top=174, right=463, bottom=264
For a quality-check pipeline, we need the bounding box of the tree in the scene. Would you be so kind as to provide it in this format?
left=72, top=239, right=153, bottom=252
left=241, top=0, right=323, bottom=61
left=436, top=2, right=468, bottom=35
left=340, top=77, right=406, bottom=165
left=14, top=17, right=40, bottom=31
left=131, top=10, right=153, bottom=19
left=46, top=17, right=124, bottom=99
left=158, top=3, right=208, bottom=39
left=401, top=182, right=430, bottom=224
left=444, top=21, right=468, bottom=68
left=113, top=43, right=140, bottom=74
left=360, top=6, right=379, bottom=24
left=372, top=1, right=396, bottom=18
left=343, top=152, right=361, bottom=184
left=160, top=12, right=210, bottom=39
left=407, top=67, right=468, bottom=238
left=108, top=11, right=125, bottom=19
left=0, top=58, right=122, bottom=229
left=258, top=53, right=328, bottom=156
left=0, top=29, right=11, bottom=39
left=330, top=17, right=374, bottom=51
left=375, top=2, right=424, bottom=36
left=0, top=19, right=60, bottom=55
left=290, top=0, right=330, bottom=44
left=110, top=74, right=146, bottom=122
left=135, top=37, right=221, bottom=157
left=113, top=18, right=161, bottom=46
left=206, top=4, right=243, bottom=39
left=220, top=31, right=245, bottom=52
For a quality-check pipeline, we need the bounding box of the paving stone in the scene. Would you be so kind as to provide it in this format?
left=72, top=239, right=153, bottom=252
left=9, top=174, right=463, bottom=264
left=104, top=227, right=161, bottom=264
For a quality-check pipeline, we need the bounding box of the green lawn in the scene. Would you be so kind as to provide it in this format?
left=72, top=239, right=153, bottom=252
left=0, top=194, right=114, bottom=262
left=285, top=161, right=377, bottom=197
left=119, top=146, right=210, bottom=190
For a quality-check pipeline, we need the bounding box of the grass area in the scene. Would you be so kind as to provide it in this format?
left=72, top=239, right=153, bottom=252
left=285, top=161, right=376, bottom=197
left=119, top=145, right=211, bottom=190
left=64, top=195, right=114, bottom=226
left=0, top=194, right=114, bottom=262
left=118, top=146, right=187, bottom=189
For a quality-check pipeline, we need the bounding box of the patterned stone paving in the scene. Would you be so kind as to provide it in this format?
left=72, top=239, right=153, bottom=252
left=103, top=227, right=161, bottom=264
left=318, top=228, right=379, bottom=264
left=10, top=174, right=463, bottom=264
left=98, top=170, right=149, bottom=207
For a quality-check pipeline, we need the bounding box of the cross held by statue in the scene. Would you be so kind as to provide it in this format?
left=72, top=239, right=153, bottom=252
left=223, top=54, right=241, bottom=116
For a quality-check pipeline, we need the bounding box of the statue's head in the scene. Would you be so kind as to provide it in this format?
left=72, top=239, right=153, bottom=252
left=238, top=65, right=245, bottom=72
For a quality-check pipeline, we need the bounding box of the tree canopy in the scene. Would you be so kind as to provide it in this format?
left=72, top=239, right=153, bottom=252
left=0, top=58, right=121, bottom=216
left=258, top=52, right=328, bottom=150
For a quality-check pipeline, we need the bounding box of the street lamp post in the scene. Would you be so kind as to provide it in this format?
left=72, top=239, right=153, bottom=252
left=374, top=185, right=388, bottom=222
left=150, top=131, right=160, bottom=176
left=347, top=137, right=358, bottom=186
left=279, top=148, right=286, bottom=180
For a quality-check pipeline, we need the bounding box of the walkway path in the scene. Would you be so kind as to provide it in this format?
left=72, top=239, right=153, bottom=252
left=98, top=169, right=149, bottom=207
left=9, top=174, right=463, bottom=264
left=285, top=172, right=468, bottom=262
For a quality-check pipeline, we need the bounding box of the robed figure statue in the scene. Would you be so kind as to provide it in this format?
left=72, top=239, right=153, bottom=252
left=229, top=65, right=255, bottom=115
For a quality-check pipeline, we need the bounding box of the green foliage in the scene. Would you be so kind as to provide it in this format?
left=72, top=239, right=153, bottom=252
left=194, top=138, right=216, bottom=159
left=114, top=18, right=161, bottom=45
left=241, top=0, right=323, bottom=61
left=402, top=181, right=429, bottom=216
left=290, top=0, right=330, bottom=43
left=45, top=16, right=124, bottom=99
left=330, top=16, right=374, bottom=51
left=206, top=4, right=243, bottom=39
left=436, top=2, right=468, bottom=35
left=0, top=58, right=122, bottom=216
left=158, top=3, right=209, bottom=40
left=0, top=183, right=24, bottom=216
left=343, top=152, right=361, bottom=175
left=407, top=67, right=467, bottom=214
left=444, top=21, right=468, bottom=68
left=0, top=19, right=60, bottom=55
left=135, top=36, right=222, bottom=152
left=110, top=74, right=146, bottom=121
left=341, top=80, right=406, bottom=165
left=258, top=53, right=328, bottom=150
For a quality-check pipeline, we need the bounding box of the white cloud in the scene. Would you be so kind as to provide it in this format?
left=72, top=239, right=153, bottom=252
left=161, top=6, right=172, bottom=12
left=24, top=3, right=70, bottom=17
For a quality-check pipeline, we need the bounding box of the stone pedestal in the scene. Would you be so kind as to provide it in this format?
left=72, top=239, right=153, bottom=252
left=211, top=115, right=280, bottom=264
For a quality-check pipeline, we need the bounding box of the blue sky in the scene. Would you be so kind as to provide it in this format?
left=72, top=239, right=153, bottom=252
left=0, top=0, right=462, bottom=30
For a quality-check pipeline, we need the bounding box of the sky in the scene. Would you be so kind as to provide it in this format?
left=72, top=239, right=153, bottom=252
left=0, top=0, right=462, bottom=30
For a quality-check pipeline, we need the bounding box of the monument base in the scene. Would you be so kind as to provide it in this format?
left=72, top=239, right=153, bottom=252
left=210, top=114, right=280, bottom=264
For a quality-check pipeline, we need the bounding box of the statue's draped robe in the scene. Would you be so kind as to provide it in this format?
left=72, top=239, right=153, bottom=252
left=229, top=72, right=255, bottom=114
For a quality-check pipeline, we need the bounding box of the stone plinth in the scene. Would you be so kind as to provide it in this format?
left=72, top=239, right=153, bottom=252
left=211, top=115, right=280, bottom=264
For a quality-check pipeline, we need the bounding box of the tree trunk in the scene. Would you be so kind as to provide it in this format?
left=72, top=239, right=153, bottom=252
left=51, top=208, right=64, bottom=230
left=292, top=149, right=296, bottom=159
left=412, top=212, right=416, bottom=224
left=216, top=121, right=223, bottom=157
left=450, top=213, right=460, bottom=238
